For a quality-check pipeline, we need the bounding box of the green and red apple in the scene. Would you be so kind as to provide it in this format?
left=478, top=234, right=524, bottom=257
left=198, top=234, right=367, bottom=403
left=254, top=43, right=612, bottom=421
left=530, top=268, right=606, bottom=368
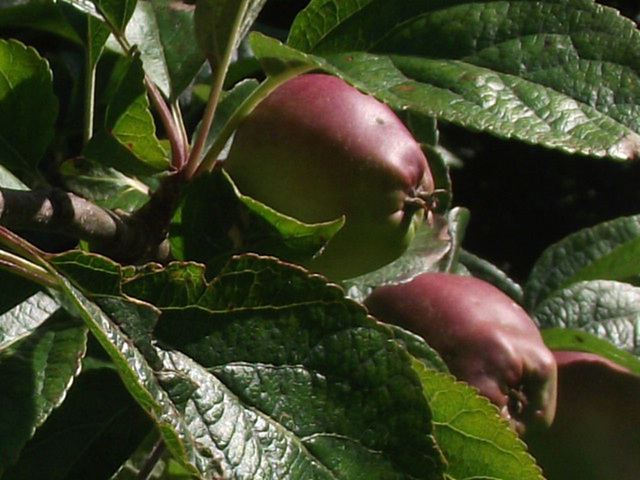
left=224, top=74, right=434, bottom=280
left=526, top=350, right=640, bottom=480
left=364, top=272, right=558, bottom=435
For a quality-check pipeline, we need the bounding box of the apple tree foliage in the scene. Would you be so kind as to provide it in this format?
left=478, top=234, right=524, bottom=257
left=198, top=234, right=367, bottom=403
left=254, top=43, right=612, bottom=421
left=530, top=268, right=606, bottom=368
left=0, top=0, right=639, bottom=479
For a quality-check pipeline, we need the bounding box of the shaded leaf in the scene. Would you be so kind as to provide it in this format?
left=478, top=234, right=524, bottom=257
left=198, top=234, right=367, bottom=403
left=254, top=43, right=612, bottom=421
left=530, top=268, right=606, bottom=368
left=458, top=249, right=524, bottom=304
left=286, top=0, right=640, bottom=160
left=0, top=312, right=87, bottom=471
left=541, top=327, right=640, bottom=376
left=49, top=250, right=125, bottom=297
left=524, top=214, right=640, bottom=310
left=170, top=169, right=343, bottom=276
left=534, top=279, right=640, bottom=355
left=386, top=324, right=449, bottom=374
left=415, top=360, right=545, bottom=480
left=61, top=0, right=136, bottom=74
left=3, top=367, right=152, bottom=480
left=126, top=254, right=347, bottom=310
left=0, top=39, right=57, bottom=183
left=195, top=0, right=267, bottom=72
left=0, top=1, right=78, bottom=39
left=58, top=3, right=110, bottom=72
left=250, top=32, right=323, bottom=77
left=93, top=0, right=137, bottom=33
left=122, top=261, right=209, bottom=309
left=342, top=219, right=451, bottom=303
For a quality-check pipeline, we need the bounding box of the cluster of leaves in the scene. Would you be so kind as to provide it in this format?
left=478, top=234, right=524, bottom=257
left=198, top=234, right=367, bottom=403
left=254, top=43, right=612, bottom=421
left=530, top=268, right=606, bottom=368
left=0, top=0, right=640, bottom=479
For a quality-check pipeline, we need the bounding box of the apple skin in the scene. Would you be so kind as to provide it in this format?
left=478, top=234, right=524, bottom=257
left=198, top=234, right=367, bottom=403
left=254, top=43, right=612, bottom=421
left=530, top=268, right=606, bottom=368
left=525, top=351, right=640, bottom=480
left=363, top=272, right=557, bottom=435
left=224, top=74, right=434, bottom=280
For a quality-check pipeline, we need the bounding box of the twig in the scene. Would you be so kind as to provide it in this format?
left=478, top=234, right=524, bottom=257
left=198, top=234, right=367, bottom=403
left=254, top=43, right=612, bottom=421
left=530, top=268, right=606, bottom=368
left=184, top=0, right=252, bottom=179
left=136, top=438, right=167, bottom=480
left=0, top=175, right=185, bottom=263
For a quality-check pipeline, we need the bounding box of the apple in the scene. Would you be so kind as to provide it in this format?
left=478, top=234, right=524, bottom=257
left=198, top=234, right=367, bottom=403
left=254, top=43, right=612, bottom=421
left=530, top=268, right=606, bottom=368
left=526, top=351, right=640, bottom=480
left=223, top=73, right=434, bottom=280
left=363, top=272, right=557, bottom=435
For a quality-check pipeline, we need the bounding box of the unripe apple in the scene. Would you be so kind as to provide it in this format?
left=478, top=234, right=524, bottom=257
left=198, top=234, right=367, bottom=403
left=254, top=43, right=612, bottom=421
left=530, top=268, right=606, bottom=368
left=363, top=272, right=558, bottom=435
left=224, top=74, right=434, bottom=280
left=526, top=351, right=640, bottom=480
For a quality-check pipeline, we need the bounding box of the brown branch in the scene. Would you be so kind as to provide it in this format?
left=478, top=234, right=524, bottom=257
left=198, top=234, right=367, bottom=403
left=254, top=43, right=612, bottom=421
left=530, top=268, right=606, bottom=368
left=0, top=173, right=186, bottom=263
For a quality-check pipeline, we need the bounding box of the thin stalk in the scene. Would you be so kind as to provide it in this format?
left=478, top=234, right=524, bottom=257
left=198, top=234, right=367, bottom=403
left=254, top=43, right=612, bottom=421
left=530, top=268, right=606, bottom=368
left=137, top=439, right=167, bottom=480
left=171, top=100, right=190, bottom=169
left=183, top=0, right=251, bottom=180
left=0, top=226, right=49, bottom=270
left=145, top=77, right=187, bottom=169
left=83, top=60, right=97, bottom=145
left=0, top=249, right=58, bottom=290
left=194, top=64, right=314, bottom=176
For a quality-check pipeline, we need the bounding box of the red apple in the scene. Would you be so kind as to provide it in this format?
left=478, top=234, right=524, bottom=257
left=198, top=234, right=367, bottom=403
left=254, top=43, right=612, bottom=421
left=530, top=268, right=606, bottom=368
left=526, top=350, right=640, bottom=480
left=224, top=74, right=434, bottom=280
left=363, top=272, right=557, bottom=435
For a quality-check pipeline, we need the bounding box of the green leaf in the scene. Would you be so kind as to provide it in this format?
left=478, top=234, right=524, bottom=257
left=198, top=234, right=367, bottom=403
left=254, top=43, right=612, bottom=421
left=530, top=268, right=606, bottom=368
left=191, top=78, right=259, bottom=160
left=57, top=0, right=101, bottom=19
left=121, top=261, right=209, bottom=309
left=541, top=328, right=640, bottom=377
left=124, top=0, right=205, bottom=99
left=0, top=291, right=59, bottom=351
left=0, top=39, right=57, bottom=183
left=195, top=0, right=267, bottom=72
left=250, top=32, right=324, bottom=77
left=158, top=348, right=351, bottom=479
left=458, top=249, right=524, bottom=304
left=533, top=280, right=640, bottom=355
left=0, top=312, right=87, bottom=472
left=387, top=324, right=449, bottom=374
left=415, top=360, right=545, bottom=480
left=286, top=0, right=640, bottom=161
left=110, top=430, right=195, bottom=480
left=0, top=1, right=77, bottom=40
left=58, top=3, right=110, bottom=72
left=93, top=0, right=137, bottom=33
left=48, top=278, right=222, bottom=479
left=341, top=221, right=451, bottom=302
left=524, top=214, right=640, bottom=310
left=441, top=206, right=470, bottom=274
left=50, top=252, right=446, bottom=478
left=60, top=158, right=153, bottom=212
left=61, top=0, right=136, bottom=71
left=0, top=163, right=27, bottom=190
left=83, top=53, right=169, bottom=175
left=154, top=254, right=446, bottom=479
left=3, top=367, right=152, bottom=480
left=170, top=169, right=344, bottom=275
left=49, top=250, right=126, bottom=297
